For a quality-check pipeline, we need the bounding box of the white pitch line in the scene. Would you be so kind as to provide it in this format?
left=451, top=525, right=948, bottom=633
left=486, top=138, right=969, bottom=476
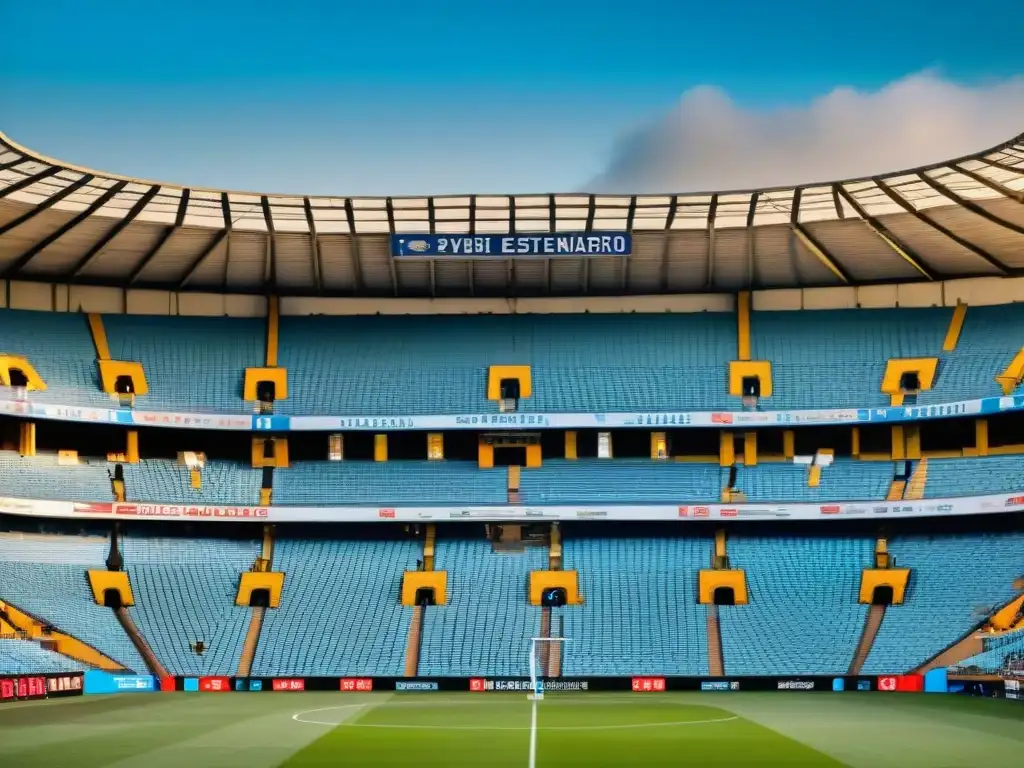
left=528, top=698, right=538, bottom=768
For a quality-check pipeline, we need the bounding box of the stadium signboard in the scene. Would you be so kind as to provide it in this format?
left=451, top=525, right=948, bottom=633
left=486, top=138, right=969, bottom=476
left=0, top=393, right=1013, bottom=432
left=0, top=493, right=1021, bottom=524
left=0, top=672, right=83, bottom=703
left=390, top=233, right=632, bottom=258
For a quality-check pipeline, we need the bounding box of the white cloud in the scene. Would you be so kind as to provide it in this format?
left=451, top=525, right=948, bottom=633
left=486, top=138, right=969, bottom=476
left=587, top=72, right=1024, bottom=193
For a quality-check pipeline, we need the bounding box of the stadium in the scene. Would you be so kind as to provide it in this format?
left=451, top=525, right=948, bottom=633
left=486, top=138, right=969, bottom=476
left=0, top=127, right=1022, bottom=767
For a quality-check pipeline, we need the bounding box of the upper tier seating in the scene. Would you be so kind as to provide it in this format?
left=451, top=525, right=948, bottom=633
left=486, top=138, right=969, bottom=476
left=0, top=452, right=112, bottom=502
left=103, top=314, right=264, bottom=413
left=0, top=534, right=148, bottom=671
left=273, top=461, right=506, bottom=506
left=251, top=536, right=417, bottom=676
left=861, top=533, right=1024, bottom=674
left=921, top=305, right=1024, bottom=404
left=750, top=309, right=951, bottom=410
left=0, top=309, right=107, bottom=407
left=419, top=540, right=547, bottom=677
left=560, top=536, right=709, bottom=676
left=923, top=456, right=1024, bottom=498
left=734, top=460, right=896, bottom=502
left=277, top=313, right=736, bottom=415
left=123, top=535, right=260, bottom=676
left=719, top=536, right=873, bottom=675
left=123, top=460, right=263, bottom=505
left=0, top=638, right=83, bottom=674
left=519, top=460, right=725, bottom=505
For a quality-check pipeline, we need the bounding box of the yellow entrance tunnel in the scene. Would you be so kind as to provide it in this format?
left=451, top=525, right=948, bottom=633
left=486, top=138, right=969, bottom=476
left=401, top=571, right=448, bottom=605
left=87, top=570, right=135, bottom=606
left=698, top=569, right=749, bottom=604
left=528, top=571, right=582, bottom=605
left=859, top=568, right=910, bottom=604
left=236, top=572, right=285, bottom=608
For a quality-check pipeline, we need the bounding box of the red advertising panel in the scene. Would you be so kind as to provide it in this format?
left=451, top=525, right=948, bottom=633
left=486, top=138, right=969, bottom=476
left=631, top=677, right=666, bottom=692
left=0, top=676, right=47, bottom=702
left=877, top=676, right=897, bottom=691
left=878, top=675, right=923, bottom=692
left=199, top=676, right=230, bottom=692
left=469, top=678, right=485, bottom=692
left=273, top=679, right=306, bottom=692
left=339, top=678, right=373, bottom=692
left=160, top=677, right=176, bottom=692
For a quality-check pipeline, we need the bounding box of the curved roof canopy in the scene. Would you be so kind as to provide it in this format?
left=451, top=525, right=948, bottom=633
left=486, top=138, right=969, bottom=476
left=0, top=130, right=1022, bottom=297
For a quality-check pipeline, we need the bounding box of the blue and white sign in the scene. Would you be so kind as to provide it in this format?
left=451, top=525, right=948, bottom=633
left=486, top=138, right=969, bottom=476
left=391, top=233, right=632, bottom=258
left=0, top=393, right=1020, bottom=433
left=84, top=671, right=156, bottom=694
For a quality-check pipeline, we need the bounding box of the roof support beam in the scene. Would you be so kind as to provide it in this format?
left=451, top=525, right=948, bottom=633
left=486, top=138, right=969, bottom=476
left=953, top=164, right=1024, bottom=204
left=918, top=173, right=1024, bottom=238
left=790, top=188, right=850, bottom=284
left=302, top=198, right=322, bottom=293
left=2, top=180, right=128, bottom=279
left=0, top=174, right=94, bottom=239
left=834, top=184, right=937, bottom=281
left=178, top=193, right=232, bottom=288
left=129, top=190, right=189, bottom=284
left=873, top=177, right=1011, bottom=275
left=746, top=193, right=759, bottom=285
left=260, top=196, right=277, bottom=290
left=660, top=196, right=678, bottom=291
left=429, top=258, right=436, bottom=298
left=0, top=166, right=61, bottom=200
left=706, top=194, right=718, bottom=288
left=68, top=185, right=161, bottom=279
left=383, top=198, right=398, bottom=296
left=344, top=199, right=366, bottom=295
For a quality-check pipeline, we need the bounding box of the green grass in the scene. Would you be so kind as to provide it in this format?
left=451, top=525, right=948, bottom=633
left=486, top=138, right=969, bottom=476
left=1, top=692, right=1021, bottom=767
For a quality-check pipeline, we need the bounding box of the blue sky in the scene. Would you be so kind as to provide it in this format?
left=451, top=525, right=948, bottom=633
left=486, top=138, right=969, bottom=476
left=1, top=0, right=1021, bottom=195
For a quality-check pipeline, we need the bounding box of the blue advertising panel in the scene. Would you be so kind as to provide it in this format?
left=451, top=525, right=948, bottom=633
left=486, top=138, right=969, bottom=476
left=84, top=671, right=156, bottom=694
left=391, top=233, right=631, bottom=258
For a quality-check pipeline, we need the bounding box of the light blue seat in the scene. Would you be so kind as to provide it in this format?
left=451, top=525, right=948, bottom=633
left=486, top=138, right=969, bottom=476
left=719, top=536, right=873, bottom=675
left=103, top=314, right=264, bottom=413
left=751, top=309, right=950, bottom=409
left=0, top=309, right=108, bottom=407
left=862, top=533, right=1024, bottom=674
left=0, top=638, right=83, bottom=674
left=0, top=451, right=112, bottom=502
left=277, top=313, right=736, bottom=416
left=921, top=305, right=1024, bottom=404
left=0, top=534, right=147, bottom=671
left=735, top=460, right=895, bottom=502
left=273, top=461, right=506, bottom=506
left=560, top=536, right=709, bottom=676
left=923, top=456, right=1024, bottom=498
left=419, top=540, right=547, bottom=677
left=519, top=460, right=724, bottom=505
left=958, top=628, right=1024, bottom=673
left=123, top=535, right=260, bottom=676
left=252, top=537, right=418, bottom=676
left=123, top=459, right=263, bottom=505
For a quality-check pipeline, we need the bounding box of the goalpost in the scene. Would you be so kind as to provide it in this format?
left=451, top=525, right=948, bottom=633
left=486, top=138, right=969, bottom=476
left=527, top=637, right=571, bottom=701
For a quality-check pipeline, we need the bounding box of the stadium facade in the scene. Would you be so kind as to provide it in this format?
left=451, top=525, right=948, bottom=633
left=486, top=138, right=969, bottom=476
left=0, top=131, right=1022, bottom=698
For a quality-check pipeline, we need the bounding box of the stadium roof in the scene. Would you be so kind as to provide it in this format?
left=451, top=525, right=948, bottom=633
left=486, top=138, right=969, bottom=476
left=0, top=130, right=1023, bottom=298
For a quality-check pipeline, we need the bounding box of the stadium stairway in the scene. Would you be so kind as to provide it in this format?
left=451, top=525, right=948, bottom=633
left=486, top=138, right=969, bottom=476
left=237, top=526, right=276, bottom=677
left=849, top=604, right=886, bottom=675
left=546, top=524, right=562, bottom=678
left=115, top=607, right=168, bottom=678
left=402, top=525, right=435, bottom=677
left=706, top=531, right=726, bottom=676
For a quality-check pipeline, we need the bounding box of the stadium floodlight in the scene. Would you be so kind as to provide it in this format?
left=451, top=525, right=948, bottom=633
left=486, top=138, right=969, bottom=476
left=528, top=637, right=571, bottom=701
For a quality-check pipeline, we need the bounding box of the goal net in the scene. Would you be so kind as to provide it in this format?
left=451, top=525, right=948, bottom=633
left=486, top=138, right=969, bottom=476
left=527, top=637, right=571, bottom=700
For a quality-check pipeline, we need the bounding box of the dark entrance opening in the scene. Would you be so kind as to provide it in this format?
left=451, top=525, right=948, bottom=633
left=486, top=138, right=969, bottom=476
left=8, top=368, right=28, bottom=388
left=741, top=376, right=761, bottom=398
left=713, top=586, right=736, bottom=606
left=102, top=588, right=123, bottom=609
left=493, top=446, right=527, bottom=467
left=871, top=585, right=895, bottom=606
left=541, top=587, right=567, bottom=607
left=899, top=372, right=921, bottom=391
left=250, top=588, right=271, bottom=608
left=414, top=587, right=436, bottom=607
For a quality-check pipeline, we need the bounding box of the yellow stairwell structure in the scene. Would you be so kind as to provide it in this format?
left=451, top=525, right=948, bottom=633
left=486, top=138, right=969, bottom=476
left=706, top=530, right=727, bottom=676
left=403, top=525, right=436, bottom=677
left=849, top=537, right=894, bottom=675
left=904, top=459, right=929, bottom=500
left=886, top=480, right=907, bottom=501
left=237, top=525, right=275, bottom=677
left=544, top=523, right=563, bottom=678
left=0, top=597, right=128, bottom=672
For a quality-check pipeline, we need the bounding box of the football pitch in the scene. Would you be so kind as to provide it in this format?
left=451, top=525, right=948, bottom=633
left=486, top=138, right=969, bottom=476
left=1, top=692, right=1021, bottom=767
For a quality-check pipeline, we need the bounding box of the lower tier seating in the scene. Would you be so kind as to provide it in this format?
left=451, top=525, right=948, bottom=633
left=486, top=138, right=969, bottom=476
left=719, top=536, right=873, bottom=675
left=519, top=460, right=725, bottom=505
left=561, top=536, right=710, bottom=676
left=861, top=533, right=1024, bottom=674
left=251, top=536, right=418, bottom=676
left=123, top=460, right=263, bottom=505
left=924, top=456, right=1024, bottom=498
left=0, top=638, right=83, bottom=675
left=0, top=534, right=147, bottom=672
left=123, top=535, right=260, bottom=676
left=734, top=461, right=895, bottom=502
left=0, top=452, right=112, bottom=502
left=419, top=541, right=547, bottom=677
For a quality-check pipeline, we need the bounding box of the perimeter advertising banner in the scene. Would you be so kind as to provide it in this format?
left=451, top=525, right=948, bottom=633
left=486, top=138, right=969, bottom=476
left=83, top=671, right=156, bottom=694
left=0, top=673, right=83, bottom=703
left=391, top=233, right=631, bottom=258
